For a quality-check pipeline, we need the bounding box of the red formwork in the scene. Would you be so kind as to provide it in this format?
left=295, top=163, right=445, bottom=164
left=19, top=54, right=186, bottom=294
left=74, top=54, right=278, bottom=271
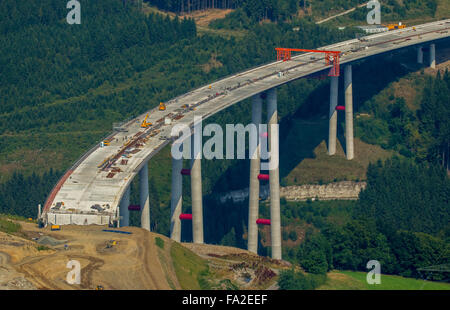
left=258, top=174, right=270, bottom=181
left=181, top=169, right=191, bottom=176
left=128, top=205, right=141, bottom=211
left=179, top=214, right=193, bottom=220
left=256, top=219, right=271, bottom=225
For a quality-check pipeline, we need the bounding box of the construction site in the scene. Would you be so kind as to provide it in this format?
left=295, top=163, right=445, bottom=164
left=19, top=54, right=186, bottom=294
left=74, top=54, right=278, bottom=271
left=0, top=218, right=288, bottom=290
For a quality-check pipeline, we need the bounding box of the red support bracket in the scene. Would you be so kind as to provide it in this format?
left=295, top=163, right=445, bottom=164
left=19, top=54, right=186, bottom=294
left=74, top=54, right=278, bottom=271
left=179, top=214, right=193, bottom=220
left=256, top=219, right=271, bottom=225
left=258, top=174, right=270, bottom=181
left=128, top=205, right=141, bottom=211
left=181, top=168, right=191, bottom=176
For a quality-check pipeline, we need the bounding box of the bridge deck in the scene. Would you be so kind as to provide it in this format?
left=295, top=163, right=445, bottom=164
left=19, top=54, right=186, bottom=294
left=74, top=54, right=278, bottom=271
left=45, top=20, right=450, bottom=225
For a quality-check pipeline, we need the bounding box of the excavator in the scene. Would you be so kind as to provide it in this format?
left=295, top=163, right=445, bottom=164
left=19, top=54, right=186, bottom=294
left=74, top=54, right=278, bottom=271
left=140, top=113, right=152, bottom=128
left=159, top=102, right=166, bottom=111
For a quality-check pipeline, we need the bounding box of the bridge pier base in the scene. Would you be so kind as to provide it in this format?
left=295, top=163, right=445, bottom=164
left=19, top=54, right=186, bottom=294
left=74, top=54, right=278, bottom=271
left=170, top=145, right=183, bottom=242
left=191, top=133, right=204, bottom=244
left=328, top=76, right=339, bottom=156
left=248, top=94, right=262, bottom=254
left=119, top=186, right=130, bottom=227
left=430, top=43, right=436, bottom=69
left=417, top=46, right=423, bottom=64
left=140, top=162, right=150, bottom=231
left=267, top=88, right=282, bottom=260
left=344, top=65, right=354, bottom=160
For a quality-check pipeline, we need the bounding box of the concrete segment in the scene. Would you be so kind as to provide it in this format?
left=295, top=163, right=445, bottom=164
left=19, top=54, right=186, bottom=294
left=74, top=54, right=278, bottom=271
left=417, top=46, right=423, bottom=64
left=430, top=43, right=436, bottom=68
left=248, top=94, right=262, bottom=254
left=344, top=65, right=354, bottom=160
left=267, top=88, right=282, bottom=260
left=191, top=135, right=204, bottom=244
left=119, top=186, right=130, bottom=227
left=170, top=146, right=183, bottom=242
left=328, top=76, right=339, bottom=156
left=140, top=162, right=150, bottom=231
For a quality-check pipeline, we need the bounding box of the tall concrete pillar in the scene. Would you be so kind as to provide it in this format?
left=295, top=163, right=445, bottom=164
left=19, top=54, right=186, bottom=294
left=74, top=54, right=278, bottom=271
left=116, top=206, right=120, bottom=228
left=170, top=147, right=183, bottom=242
left=267, top=88, right=282, bottom=260
left=417, top=46, right=423, bottom=64
left=140, top=162, right=150, bottom=231
left=38, top=204, right=41, bottom=220
left=191, top=135, right=204, bottom=244
left=430, top=43, right=436, bottom=69
left=119, top=186, right=130, bottom=227
left=248, top=94, right=262, bottom=254
left=344, top=65, right=354, bottom=160
left=328, top=76, right=339, bottom=155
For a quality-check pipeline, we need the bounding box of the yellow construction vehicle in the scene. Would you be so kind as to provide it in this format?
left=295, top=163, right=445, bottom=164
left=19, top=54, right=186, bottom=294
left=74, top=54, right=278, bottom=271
left=51, top=225, right=61, bottom=231
left=159, top=102, right=166, bottom=111
left=385, top=22, right=406, bottom=31
left=140, top=113, right=152, bottom=128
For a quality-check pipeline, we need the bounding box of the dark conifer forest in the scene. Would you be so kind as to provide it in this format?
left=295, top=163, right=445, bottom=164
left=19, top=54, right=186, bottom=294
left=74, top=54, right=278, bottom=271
left=0, top=0, right=448, bottom=284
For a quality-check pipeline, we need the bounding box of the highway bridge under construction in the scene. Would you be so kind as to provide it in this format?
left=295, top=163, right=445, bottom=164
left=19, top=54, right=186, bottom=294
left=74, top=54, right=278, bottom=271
left=41, top=19, right=450, bottom=259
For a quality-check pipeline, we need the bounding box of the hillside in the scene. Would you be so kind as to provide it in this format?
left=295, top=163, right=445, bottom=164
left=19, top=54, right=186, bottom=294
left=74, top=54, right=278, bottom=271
left=0, top=217, right=288, bottom=290
left=319, top=271, right=450, bottom=290
left=1, top=216, right=448, bottom=290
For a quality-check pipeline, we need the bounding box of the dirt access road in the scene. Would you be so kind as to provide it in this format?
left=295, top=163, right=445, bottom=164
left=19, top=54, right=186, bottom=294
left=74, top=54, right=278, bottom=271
left=0, top=222, right=178, bottom=290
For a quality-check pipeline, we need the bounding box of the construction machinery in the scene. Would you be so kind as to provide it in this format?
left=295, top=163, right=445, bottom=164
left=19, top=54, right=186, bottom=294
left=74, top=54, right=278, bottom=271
left=386, top=22, right=406, bottom=31
left=102, top=139, right=112, bottom=146
left=159, top=102, right=166, bottom=111
left=51, top=225, right=61, bottom=231
left=140, top=113, right=152, bottom=128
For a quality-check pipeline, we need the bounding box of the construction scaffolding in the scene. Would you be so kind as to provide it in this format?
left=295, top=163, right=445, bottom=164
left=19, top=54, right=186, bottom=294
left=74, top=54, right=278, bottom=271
left=275, top=47, right=341, bottom=76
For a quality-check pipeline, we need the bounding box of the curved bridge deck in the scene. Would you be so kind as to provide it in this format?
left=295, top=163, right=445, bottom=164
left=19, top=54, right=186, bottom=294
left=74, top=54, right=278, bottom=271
left=44, top=20, right=450, bottom=225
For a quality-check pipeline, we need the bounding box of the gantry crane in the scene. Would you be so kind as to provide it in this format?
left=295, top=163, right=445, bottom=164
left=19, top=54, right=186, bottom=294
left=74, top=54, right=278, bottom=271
left=275, top=48, right=341, bottom=76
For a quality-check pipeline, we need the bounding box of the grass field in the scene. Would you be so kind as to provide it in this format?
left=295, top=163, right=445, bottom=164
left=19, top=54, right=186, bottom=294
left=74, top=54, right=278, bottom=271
left=170, top=242, right=211, bottom=289
left=319, top=271, right=450, bottom=290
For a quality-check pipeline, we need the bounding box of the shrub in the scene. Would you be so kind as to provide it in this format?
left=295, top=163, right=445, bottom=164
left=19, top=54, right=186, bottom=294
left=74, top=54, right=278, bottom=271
left=155, top=237, right=165, bottom=249
left=278, top=269, right=327, bottom=290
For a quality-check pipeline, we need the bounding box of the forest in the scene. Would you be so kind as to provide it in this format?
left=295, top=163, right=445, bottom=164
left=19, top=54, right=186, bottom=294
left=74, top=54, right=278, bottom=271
left=145, top=0, right=439, bottom=22
left=0, top=0, right=448, bottom=285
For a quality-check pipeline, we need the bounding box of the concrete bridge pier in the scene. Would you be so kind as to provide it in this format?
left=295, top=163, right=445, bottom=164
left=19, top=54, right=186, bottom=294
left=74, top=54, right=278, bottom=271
left=170, top=144, right=183, bottom=242
left=191, top=134, right=204, bottom=244
left=430, top=43, right=436, bottom=68
left=344, top=65, right=354, bottom=160
left=119, top=186, right=130, bottom=227
left=417, top=46, right=424, bottom=64
left=328, top=76, right=339, bottom=155
left=140, top=162, right=151, bottom=231
left=247, top=94, right=263, bottom=254
left=267, top=88, right=282, bottom=260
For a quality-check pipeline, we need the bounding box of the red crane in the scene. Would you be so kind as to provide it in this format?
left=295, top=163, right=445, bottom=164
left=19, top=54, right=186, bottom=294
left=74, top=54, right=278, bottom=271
left=275, top=48, right=341, bottom=77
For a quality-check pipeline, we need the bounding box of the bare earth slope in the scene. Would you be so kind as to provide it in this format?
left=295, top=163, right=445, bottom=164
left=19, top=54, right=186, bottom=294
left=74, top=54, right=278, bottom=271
left=0, top=220, right=288, bottom=290
left=0, top=222, right=176, bottom=289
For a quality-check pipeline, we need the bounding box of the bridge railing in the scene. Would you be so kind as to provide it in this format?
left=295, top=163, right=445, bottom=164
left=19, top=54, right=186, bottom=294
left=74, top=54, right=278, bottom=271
left=42, top=129, right=121, bottom=217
